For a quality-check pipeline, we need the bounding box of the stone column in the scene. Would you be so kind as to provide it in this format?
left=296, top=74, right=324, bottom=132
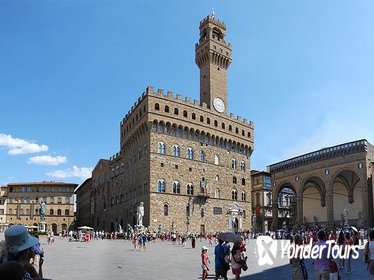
left=326, top=186, right=334, bottom=230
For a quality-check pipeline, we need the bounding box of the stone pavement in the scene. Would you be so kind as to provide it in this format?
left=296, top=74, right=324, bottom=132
left=0, top=234, right=370, bottom=279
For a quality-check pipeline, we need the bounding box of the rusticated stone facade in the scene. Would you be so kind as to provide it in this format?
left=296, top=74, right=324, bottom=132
left=77, top=14, right=254, bottom=234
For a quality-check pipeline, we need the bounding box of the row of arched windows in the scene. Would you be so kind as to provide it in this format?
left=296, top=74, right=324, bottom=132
left=158, top=142, right=246, bottom=171
left=156, top=180, right=246, bottom=201
left=154, top=103, right=251, bottom=138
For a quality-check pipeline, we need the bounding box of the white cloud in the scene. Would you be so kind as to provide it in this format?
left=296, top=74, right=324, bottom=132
left=28, top=155, right=67, bottom=166
left=0, top=133, right=48, bottom=155
left=46, top=166, right=93, bottom=180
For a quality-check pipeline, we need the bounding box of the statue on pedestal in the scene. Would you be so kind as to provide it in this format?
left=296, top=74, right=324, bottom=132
left=136, top=202, right=144, bottom=227
left=343, top=208, right=349, bottom=227
left=39, top=200, right=46, bottom=222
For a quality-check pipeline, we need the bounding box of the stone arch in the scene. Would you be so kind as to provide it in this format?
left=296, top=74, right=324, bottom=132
left=272, top=182, right=297, bottom=230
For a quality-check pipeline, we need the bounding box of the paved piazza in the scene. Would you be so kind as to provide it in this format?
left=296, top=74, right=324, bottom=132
left=0, top=234, right=370, bottom=279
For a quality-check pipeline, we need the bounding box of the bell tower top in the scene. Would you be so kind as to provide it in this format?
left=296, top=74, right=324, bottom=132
left=195, top=14, right=232, bottom=115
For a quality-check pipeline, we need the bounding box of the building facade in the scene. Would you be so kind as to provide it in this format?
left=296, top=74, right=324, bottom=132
left=77, top=14, right=254, bottom=234
left=4, top=181, right=77, bottom=234
left=269, top=139, right=374, bottom=230
left=0, top=186, right=7, bottom=232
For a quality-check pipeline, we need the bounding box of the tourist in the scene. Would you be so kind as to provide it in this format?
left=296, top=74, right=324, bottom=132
left=0, top=261, right=33, bottom=280
left=314, top=230, right=329, bottom=280
left=84, top=231, right=90, bottom=247
left=0, top=225, right=44, bottom=278
left=344, top=232, right=353, bottom=274
left=337, top=231, right=345, bottom=269
left=289, top=234, right=308, bottom=280
left=230, top=243, right=244, bottom=280
left=201, top=246, right=210, bottom=280
left=365, top=229, right=374, bottom=279
left=214, top=239, right=228, bottom=280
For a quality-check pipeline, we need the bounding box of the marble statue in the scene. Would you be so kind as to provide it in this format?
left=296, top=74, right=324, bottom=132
left=136, top=202, right=144, bottom=226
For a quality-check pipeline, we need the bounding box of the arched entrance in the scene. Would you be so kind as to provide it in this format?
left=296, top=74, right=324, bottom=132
left=332, top=170, right=363, bottom=228
left=51, top=223, right=57, bottom=234
left=272, top=184, right=296, bottom=231
left=301, top=176, right=327, bottom=229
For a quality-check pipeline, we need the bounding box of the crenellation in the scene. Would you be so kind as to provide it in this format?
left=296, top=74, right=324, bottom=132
left=236, top=116, right=242, bottom=122
left=167, top=91, right=174, bottom=98
left=230, top=113, right=234, bottom=118
left=201, top=102, right=208, bottom=109
left=185, top=96, right=191, bottom=103
left=146, top=86, right=153, bottom=95
left=176, top=94, right=182, bottom=100
left=243, top=118, right=247, bottom=124
left=156, top=88, right=164, bottom=96
left=194, top=99, right=199, bottom=105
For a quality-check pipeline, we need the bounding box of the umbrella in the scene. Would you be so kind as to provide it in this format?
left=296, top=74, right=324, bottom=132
left=217, top=232, right=241, bottom=243
left=350, top=226, right=358, bottom=232
left=78, top=226, right=93, bottom=230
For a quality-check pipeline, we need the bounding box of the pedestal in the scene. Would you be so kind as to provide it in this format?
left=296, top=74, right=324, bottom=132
left=39, top=221, right=46, bottom=232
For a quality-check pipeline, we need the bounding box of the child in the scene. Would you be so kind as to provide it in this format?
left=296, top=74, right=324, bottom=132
left=201, top=246, right=210, bottom=280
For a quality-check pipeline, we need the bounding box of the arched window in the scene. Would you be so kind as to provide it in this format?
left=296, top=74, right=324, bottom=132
left=158, top=142, right=166, bottom=154
left=187, top=148, right=194, bottom=160
left=229, top=125, right=232, bottom=131
left=163, top=204, right=169, bottom=216
left=174, top=108, right=179, bottom=115
left=164, top=106, right=169, bottom=113
left=241, top=191, right=246, bottom=201
left=50, top=197, right=54, bottom=204
left=172, top=181, right=180, bottom=194
left=172, top=145, right=180, bottom=157
left=231, top=159, right=237, bottom=169
left=221, top=123, right=225, bottom=129
left=57, top=209, right=62, bottom=215
left=155, top=103, right=160, bottom=110
left=240, top=161, right=246, bottom=172
left=242, top=130, right=245, bottom=136
left=242, top=178, right=246, bottom=185
left=216, top=175, right=219, bottom=181
left=214, top=120, right=218, bottom=127
left=231, top=189, right=238, bottom=200
left=58, top=197, right=62, bottom=204
left=157, top=180, right=166, bottom=193
left=50, top=209, right=54, bottom=215
left=233, top=176, right=237, bottom=184
left=215, top=189, right=220, bottom=198
left=200, top=116, right=204, bottom=122
left=207, top=118, right=210, bottom=124
left=247, top=132, right=251, bottom=138
left=187, top=184, right=194, bottom=195
left=8, top=208, right=12, bottom=214
left=183, top=110, right=188, bottom=117
left=20, top=208, right=24, bottom=215
left=26, top=208, right=30, bottom=215
left=214, top=155, right=220, bottom=165
left=235, top=127, right=239, bottom=134
left=65, top=209, right=69, bottom=216
left=200, top=151, right=206, bottom=162
left=201, top=208, right=205, bottom=218
left=192, top=113, right=196, bottom=120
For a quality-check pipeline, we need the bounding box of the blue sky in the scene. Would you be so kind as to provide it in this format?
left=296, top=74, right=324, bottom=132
left=1, top=1, right=374, bottom=186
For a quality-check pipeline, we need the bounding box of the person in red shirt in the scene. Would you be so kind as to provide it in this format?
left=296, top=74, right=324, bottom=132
left=201, top=246, right=210, bottom=280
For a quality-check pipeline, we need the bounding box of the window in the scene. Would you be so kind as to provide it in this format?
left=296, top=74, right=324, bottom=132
left=158, top=142, right=166, bottom=154
left=58, top=197, right=62, bottom=204
left=229, top=125, right=232, bottom=131
left=215, top=175, right=219, bottom=181
left=241, top=192, right=246, bottom=201
left=20, top=208, right=24, bottom=215
left=242, top=178, right=246, bottom=185
left=50, top=209, right=54, bottom=215
left=214, top=155, right=220, bottom=165
left=65, top=197, right=70, bottom=204
left=50, top=197, right=54, bottom=204
left=187, top=148, right=194, bottom=160
left=187, top=184, right=194, bottom=195
left=65, top=209, right=69, bottom=216
left=201, top=208, right=205, bottom=218
left=242, top=130, right=245, bottom=136
left=200, top=151, right=206, bottom=162
left=231, top=159, right=237, bottom=169
left=231, top=189, right=238, bottom=200
left=172, top=145, right=180, bottom=157
left=200, top=116, right=204, bottom=122
left=8, top=208, right=12, bottom=214
left=174, top=108, right=179, bottom=115
left=172, top=181, right=180, bottom=194
left=163, top=204, right=169, bottom=216
left=233, top=177, right=237, bottom=184
left=215, top=189, right=220, bottom=198
left=26, top=208, right=30, bottom=215
left=240, top=161, right=246, bottom=172
left=192, top=113, right=196, bottom=120
left=207, top=118, right=210, bottom=124
left=164, top=105, right=169, bottom=113
left=214, top=120, right=218, bottom=127
left=183, top=110, right=188, bottom=117
left=157, top=180, right=166, bottom=193
left=235, top=127, right=239, bottom=134
left=221, top=123, right=225, bottom=129
left=57, top=209, right=62, bottom=216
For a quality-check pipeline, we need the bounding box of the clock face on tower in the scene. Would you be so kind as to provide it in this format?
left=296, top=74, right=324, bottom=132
left=213, top=97, right=225, bottom=113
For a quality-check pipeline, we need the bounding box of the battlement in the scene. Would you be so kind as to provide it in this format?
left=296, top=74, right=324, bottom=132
left=200, top=15, right=226, bottom=30
left=120, top=86, right=253, bottom=128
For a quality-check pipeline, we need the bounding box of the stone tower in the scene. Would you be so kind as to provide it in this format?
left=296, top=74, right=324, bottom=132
left=195, top=14, right=232, bottom=115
